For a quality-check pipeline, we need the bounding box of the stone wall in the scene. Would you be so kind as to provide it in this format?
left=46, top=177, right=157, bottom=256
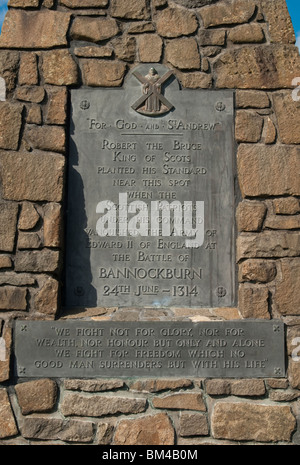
left=0, top=0, right=300, bottom=445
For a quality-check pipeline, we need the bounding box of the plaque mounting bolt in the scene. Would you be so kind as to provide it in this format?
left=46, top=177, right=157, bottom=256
left=215, top=102, right=226, bottom=112
left=74, top=286, right=85, bottom=297
left=20, top=325, right=27, bottom=331
left=273, top=325, right=280, bottom=332
left=274, top=367, right=282, bottom=375
left=19, top=366, right=26, bottom=374
left=80, top=100, right=90, bottom=110
left=216, top=286, right=227, bottom=298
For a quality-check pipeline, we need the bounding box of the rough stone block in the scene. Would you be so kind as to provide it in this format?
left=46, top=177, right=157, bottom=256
left=43, top=0, right=55, bottom=7
left=202, top=45, right=222, bottom=57
left=0, top=10, right=71, bottom=49
left=273, top=197, right=300, bottom=215
left=214, top=45, right=300, bottom=89
left=235, top=90, right=270, bottom=109
left=263, top=117, right=277, bottom=144
left=71, top=17, right=119, bottom=43
left=0, top=389, right=18, bottom=439
left=130, top=378, right=193, bottom=392
left=272, top=91, right=300, bottom=144
left=26, top=105, right=42, bottom=125
left=260, top=0, right=296, bottom=44
left=235, top=111, right=263, bottom=142
left=74, top=46, right=113, bottom=58
left=34, top=276, right=59, bottom=316
left=267, top=378, right=289, bottom=389
left=237, top=231, right=300, bottom=261
left=229, top=379, right=266, bottom=397
left=173, top=0, right=217, bottom=6
left=264, top=214, right=300, bottom=230
left=18, top=201, right=40, bottom=230
left=15, top=86, right=45, bottom=103
left=43, top=203, right=63, bottom=248
left=18, top=232, right=42, bottom=249
left=269, top=389, right=300, bottom=402
left=0, top=150, right=65, bottom=202
left=179, top=72, right=212, bottom=89
left=113, top=413, right=174, bottom=445
left=152, top=393, right=206, bottom=411
left=0, top=286, right=27, bottom=311
left=61, top=393, right=147, bottom=417
left=15, top=249, right=60, bottom=273
left=64, top=379, right=124, bottom=392
left=45, top=87, right=67, bottom=125
left=24, top=125, right=66, bottom=153
left=237, top=144, right=300, bottom=197
left=112, top=36, right=136, bottom=62
left=138, top=34, right=163, bottom=62
left=42, top=50, right=78, bottom=86
left=18, top=53, right=38, bottom=86
left=0, top=51, right=19, bottom=94
left=179, top=413, right=209, bottom=437
left=239, top=259, right=277, bottom=283
left=199, top=0, right=256, bottom=27
left=0, top=201, right=18, bottom=252
left=238, top=284, right=270, bottom=319
left=60, top=0, right=108, bottom=6
left=288, top=359, right=300, bottom=390
left=22, top=416, right=94, bottom=442
left=97, top=423, right=114, bottom=445
left=0, top=255, right=12, bottom=269
left=205, top=379, right=231, bottom=395
left=206, top=379, right=266, bottom=397
left=128, top=22, right=155, bottom=34
left=59, top=420, right=95, bottom=443
left=0, top=272, right=36, bottom=286
left=275, top=258, right=300, bottom=316
left=111, top=0, right=150, bottom=19
left=228, top=23, right=265, bottom=43
left=155, top=6, right=198, bottom=37
left=198, top=29, right=226, bottom=46
left=0, top=102, right=23, bottom=150
left=236, top=200, right=266, bottom=232
left=166, top=38, right=201, bottom=69
left=81, top=60, right=127, bottom=87
left=15, top=379, right=57, bottom=415
left=8, top=0, right=40, bottom=6
left=211, top=402, right=296, bottom=442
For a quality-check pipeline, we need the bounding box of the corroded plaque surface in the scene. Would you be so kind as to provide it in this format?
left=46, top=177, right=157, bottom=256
left=15, top=320, right=285, bottom=378
left=65, top=65, right=236, bottom=308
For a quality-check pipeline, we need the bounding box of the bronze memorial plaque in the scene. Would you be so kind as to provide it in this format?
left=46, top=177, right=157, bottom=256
left=65, top=65, right=236, bottom=308
left=15, top=320, right=285, bottom=378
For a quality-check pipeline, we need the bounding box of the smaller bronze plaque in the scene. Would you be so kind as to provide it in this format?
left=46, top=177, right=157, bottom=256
left=15, top=320, right=285, bottom=378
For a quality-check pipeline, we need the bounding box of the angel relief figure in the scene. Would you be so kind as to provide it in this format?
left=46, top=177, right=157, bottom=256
left=132, top=67, right=174, bottom=116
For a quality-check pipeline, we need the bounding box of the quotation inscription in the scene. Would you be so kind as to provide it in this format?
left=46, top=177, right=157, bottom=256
left=15, top=321, right=285, bottom=378
left=65, top=66, right=236, bottom=307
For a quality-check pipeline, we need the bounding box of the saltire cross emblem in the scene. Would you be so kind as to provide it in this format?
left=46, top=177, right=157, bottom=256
left=131, top=67, right=174, bottom=116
